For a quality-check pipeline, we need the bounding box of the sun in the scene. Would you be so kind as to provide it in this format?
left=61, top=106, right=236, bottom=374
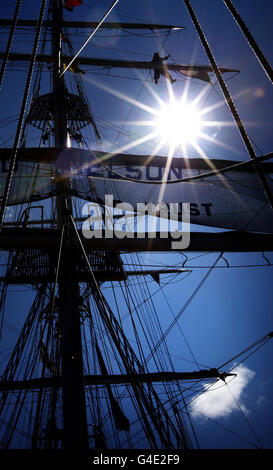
left=154, top=101, right=202, bottom=148
left=85, top=75, right=236, bottom=163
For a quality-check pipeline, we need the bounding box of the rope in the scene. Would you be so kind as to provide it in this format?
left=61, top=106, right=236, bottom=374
left=179, top=400, right=261, bottom=448
left=69, top=215, right=188, bottom=448
left=0, top=0, right=22, bottom=90
left=223, top=0, right=273, bottom=83
left=50, top=223, right=65, bottom=317
left=144, top=253, right=222, bottom=365
left=218, top=332, right=273, bottom=370
left=225, top=381, right=264, bottom=449
left=84, top=138, right=273, bottom=185
left=183, top=0, right=273, bottom=211
left=61, top=0, right=119, bottom=77
left=0, top=0, right=48, bottom=232
left=161, top=289, right=200, bottom=370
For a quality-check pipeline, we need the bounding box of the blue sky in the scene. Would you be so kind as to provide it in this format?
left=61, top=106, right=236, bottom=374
left=0, top=0, right=273, bottom=450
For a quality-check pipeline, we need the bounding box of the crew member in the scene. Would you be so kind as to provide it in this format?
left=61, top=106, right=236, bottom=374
left=152, top=52, right=176, bottom=85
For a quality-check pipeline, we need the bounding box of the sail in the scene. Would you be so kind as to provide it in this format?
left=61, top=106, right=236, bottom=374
left=0, top=156, right=55, bottom=205
left=61, top=149, right=273, bottom=233
left=1, top=147, right=272, bottom=232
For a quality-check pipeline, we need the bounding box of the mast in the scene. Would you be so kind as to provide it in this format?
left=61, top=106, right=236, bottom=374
left=51, top=0, right=88, bottom=449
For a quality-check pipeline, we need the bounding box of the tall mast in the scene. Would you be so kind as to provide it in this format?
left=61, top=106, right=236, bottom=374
left=51, top=0, right=88, bottom=449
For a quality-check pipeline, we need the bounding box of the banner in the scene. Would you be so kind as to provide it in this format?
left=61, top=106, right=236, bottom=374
left=1, top=147, right=272, bottom=233
left=68, top=150, right=273, bottom=233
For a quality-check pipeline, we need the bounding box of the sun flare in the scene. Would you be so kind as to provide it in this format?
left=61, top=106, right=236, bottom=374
left=154, top=101, right=202, bottom=148
left=85, top=75, right=236, bottom=163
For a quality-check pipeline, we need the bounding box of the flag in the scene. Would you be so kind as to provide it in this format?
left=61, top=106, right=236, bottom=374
left=178, top=68, right=211, bottom=83
left=65, top=0, right=83, bottom=7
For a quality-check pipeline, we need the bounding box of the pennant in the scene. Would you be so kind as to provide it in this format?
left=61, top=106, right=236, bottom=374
left=178, top=68, right=211, bottom=83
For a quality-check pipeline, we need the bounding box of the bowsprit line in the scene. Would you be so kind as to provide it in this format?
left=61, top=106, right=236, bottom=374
left=60, top=0, right=119, bottom=78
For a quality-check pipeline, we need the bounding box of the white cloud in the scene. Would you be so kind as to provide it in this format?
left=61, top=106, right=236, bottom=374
left=190, top=364, right=255, bottom=420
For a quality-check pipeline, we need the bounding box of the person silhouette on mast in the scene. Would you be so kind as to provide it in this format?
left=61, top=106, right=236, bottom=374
left=152, top=52, right=176, bottom=85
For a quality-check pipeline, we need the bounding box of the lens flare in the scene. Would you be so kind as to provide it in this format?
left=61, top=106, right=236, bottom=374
left=155, top=102, right=202, bottom=147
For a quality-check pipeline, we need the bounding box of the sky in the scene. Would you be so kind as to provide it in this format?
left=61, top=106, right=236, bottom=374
left=0, top=0, right=273, bottom=451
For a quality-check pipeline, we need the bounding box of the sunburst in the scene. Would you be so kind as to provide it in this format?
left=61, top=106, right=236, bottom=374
left=83, top=75, right=239, bottom=184
left=153, top=100, right=203, bottom=149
